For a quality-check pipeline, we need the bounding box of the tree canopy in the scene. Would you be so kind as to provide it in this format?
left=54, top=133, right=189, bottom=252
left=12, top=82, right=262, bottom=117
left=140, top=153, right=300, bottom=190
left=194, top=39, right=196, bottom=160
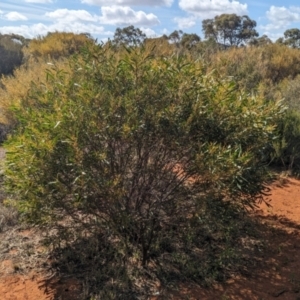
left=249, top=34, right=272, bottom=47
left=202, top=14, right=259, bottom=46
left=277, top=28, right=300, bottom=48
left=167, top=30, right=200, bottom=48
left=113, top=25, right=146, bottom=47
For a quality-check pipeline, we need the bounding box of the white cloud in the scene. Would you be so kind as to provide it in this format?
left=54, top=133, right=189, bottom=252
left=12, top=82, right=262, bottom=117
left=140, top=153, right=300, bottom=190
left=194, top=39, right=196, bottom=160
left=260, top=6, right=300, bottom=41
left=266, top=6, right=300, bottom=26
left=161, top=28, right=169, bottom=36
left=257, top=29, right=282, bottom=42
left=25, top=0, right=53, bottom=3
left=179, top=0, right=247, bottom=18
left=99, top=6, right=160, bottom=26
left=174, top=16, right=196, bottom=29
left=5, top=12, right=28, bottom=21
left=43, top=7, right=159, bottom=28
left=0, top=23, right=51, bottom=38
left=140, top=27, right=156, bottom=37
left=0, top=9, right=111, bottom=38
left=45, top=9, right=99, bottom=23
left=0, top=22, right=109, bottom=39
left=81, top=0, right=173, bottom=7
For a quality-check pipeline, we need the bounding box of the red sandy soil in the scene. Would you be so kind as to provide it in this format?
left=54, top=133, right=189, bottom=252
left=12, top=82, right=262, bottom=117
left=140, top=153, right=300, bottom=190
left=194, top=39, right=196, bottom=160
left=0, top=272, right=81, bottom=300
left=168, top=177, right=300, bottom=300
left=1, top=177, right=300, bottom=300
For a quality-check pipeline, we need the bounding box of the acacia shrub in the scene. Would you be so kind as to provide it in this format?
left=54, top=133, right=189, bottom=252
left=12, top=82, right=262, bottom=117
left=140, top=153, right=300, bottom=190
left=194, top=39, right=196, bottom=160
left=4, top=43, right=282, bottom=276
left=269, top=77, right=300, bottom=171
left=272, top=110, right=300, bottom=170
left=0, top=58, right=70, bottom=127
left=208, top=43, right=300, bottom=94
left=24, top=31, right=92, bottom=60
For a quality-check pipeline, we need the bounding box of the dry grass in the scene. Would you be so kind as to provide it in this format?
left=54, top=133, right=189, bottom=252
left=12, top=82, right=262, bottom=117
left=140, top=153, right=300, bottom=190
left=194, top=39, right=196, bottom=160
left=0, top=197, right=52, bottom=279
left=0, top=226, right=51, bottom=275
left=0, top=204, right=18, bottom=233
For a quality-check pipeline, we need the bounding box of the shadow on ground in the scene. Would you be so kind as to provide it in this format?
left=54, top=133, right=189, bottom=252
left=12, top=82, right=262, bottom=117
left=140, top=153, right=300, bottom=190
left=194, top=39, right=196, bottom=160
left=43, top=205, right=300, bottom=300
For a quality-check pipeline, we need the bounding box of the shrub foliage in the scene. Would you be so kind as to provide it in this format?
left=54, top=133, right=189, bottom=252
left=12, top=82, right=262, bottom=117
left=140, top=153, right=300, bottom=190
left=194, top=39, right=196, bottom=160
left=4, top=43, right=282, bottom=272
left=24, top=32, right=92, bottom=60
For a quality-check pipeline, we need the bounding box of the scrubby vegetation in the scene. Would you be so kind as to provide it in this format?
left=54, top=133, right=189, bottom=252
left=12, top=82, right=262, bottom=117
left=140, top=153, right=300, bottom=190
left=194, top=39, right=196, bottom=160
left=1, top=18, right=300, bottom=298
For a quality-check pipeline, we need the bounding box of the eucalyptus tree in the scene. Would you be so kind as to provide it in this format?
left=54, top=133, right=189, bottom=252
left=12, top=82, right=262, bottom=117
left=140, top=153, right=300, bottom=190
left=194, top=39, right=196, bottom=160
left=277, top=28, right=300, bottom=48
left=113, top=25, right=146, bottom=47
left=202, top=14, right=258, bottom=47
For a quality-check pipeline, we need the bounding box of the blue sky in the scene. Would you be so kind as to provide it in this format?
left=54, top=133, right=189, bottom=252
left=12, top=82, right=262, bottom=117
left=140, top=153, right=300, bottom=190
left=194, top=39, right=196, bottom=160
left=0, top=0, right=300, bottom=42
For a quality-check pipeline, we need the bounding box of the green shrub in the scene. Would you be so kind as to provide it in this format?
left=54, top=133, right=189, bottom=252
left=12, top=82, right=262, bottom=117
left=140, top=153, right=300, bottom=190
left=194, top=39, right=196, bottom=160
left=272, top=110, right=300, bottom=171
left=267, top=76, right=300, bottom=171
left=207, top=43, right=300, bottom=94
left=0, top=58, right=70, bottom=128
left=4, top=43, right=282, bottom=272
left=24, top=31, right=92, bottom=60
left=279, top=75, right=300, bottom=112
